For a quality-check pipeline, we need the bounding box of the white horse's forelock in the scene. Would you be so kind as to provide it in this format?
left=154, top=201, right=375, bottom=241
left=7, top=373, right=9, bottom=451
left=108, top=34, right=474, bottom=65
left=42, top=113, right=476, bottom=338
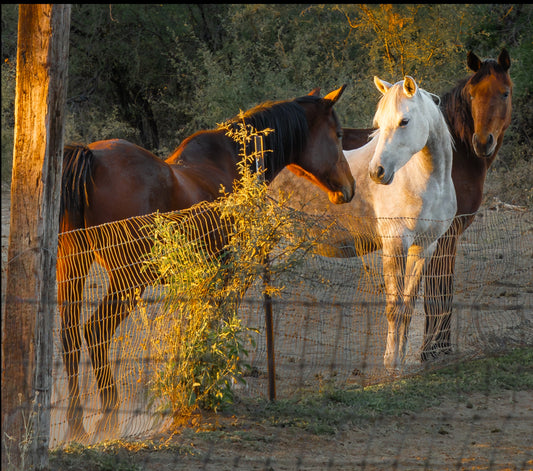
left=373, top=80, right=416, bottom=128
left=373, top=82, right=397, bottom=127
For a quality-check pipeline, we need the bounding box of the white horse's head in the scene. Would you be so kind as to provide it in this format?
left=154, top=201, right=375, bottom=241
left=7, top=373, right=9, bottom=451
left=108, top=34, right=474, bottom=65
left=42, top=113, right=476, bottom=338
left=369, top=76, right=441, bottom=185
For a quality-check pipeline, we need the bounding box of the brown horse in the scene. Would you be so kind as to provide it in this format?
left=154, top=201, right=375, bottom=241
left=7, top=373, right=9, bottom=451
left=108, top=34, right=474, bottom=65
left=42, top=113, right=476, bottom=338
left=58, top=86, right=355, bottom=441
left=342, top=49, right=512, bottom=361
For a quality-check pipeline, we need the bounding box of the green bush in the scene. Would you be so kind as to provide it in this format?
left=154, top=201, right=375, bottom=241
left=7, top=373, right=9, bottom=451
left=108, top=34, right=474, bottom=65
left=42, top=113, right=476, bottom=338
left=139, top=122, right=323, bottom=423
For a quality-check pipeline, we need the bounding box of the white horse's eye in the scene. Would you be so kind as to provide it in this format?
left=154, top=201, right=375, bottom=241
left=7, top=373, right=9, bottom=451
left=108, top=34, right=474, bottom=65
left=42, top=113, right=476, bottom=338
left=399, top=118, right=409, bottom=127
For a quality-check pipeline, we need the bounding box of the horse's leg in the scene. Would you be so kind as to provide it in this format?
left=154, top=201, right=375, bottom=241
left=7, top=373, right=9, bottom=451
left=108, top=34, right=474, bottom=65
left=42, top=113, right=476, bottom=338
left=381, top=239, right=408, bottom=372
left=57, top=232, right=94, bottom=442
left=84, top=275, right=142, bottom=439
left=397, top=245, right=427, bottom=364
left=421, top=232, right=458, bottom=361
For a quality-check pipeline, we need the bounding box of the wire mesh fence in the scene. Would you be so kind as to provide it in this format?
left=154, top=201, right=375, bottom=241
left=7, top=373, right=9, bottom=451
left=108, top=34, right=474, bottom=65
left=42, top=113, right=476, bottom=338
left=36, top=203, right=532, bottom=449
left=1, top=188, right=532, bottom=456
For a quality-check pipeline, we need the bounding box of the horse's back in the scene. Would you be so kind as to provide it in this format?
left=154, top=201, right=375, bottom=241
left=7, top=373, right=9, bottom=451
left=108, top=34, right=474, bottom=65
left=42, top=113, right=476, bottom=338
left=60, top=139, right=179, bottom=231
left=342, top=128, right=374, bottom=150
left=84, top=139, right=179, bottom=226
left=165, top=130, right=241, bottom=205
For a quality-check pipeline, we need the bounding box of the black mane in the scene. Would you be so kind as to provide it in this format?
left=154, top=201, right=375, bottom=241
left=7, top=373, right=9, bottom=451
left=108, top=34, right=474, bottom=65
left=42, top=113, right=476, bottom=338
left=440, top=76, right=473, bottom=148
left=224, top=95, right=317, bottom=180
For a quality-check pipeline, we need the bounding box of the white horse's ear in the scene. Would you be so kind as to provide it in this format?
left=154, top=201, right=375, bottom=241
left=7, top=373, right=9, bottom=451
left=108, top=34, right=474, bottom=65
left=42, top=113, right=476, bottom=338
left=403, top=76, right=418, bottom=97
left=374, top=76, right=392, bottom=95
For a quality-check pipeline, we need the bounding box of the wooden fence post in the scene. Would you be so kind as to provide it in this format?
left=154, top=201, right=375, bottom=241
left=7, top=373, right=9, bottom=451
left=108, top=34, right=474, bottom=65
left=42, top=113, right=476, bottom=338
left=254, top=134, right=276, bottom=401
left=263, top=261, right=276, bottom=401
left=1, top=4, right=70, bottom=470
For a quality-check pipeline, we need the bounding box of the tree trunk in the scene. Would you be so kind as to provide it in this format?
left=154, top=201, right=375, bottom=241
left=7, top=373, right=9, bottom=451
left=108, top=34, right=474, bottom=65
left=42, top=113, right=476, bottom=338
left=1, top=4, right=70, bottom=470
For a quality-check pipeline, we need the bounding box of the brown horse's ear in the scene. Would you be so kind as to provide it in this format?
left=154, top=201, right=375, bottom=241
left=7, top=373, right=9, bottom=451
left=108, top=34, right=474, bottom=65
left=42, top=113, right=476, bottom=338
left=498, top=48, right=511, bottom=71
left=323, top=84, right=347, bottom=105
left=467, top=51, right=482, bottom=72
left=308, top=87, right=321, bottom=97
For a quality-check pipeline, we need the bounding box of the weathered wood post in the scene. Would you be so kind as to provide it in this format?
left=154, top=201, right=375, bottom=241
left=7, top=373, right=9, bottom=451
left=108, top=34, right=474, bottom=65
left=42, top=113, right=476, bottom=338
left=255, top=134, right=276, bottom=401
left=1, top=4, right=70, bottom=469
left=263, top=262, right=276, bottom=401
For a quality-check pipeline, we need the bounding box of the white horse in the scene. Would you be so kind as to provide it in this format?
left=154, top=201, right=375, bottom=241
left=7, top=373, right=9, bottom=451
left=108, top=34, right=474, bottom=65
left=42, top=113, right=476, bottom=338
left=272, top=76, right=457, bottom=371
left=352, top=76, right=457, bottom=370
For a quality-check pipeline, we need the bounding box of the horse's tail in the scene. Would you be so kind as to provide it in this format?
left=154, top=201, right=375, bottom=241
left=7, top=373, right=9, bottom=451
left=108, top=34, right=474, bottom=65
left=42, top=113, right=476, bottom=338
left=60, top=144, right=94, bottom=231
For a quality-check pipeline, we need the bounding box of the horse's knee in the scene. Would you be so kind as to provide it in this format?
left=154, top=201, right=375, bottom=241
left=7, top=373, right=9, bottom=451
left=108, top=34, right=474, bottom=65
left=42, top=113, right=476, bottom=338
left=385, top=298, right=403, bottom=322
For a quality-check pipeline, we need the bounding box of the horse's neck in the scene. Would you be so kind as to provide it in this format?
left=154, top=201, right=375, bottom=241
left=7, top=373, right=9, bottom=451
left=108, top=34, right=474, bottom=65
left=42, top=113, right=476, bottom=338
left=257, top=138, right=295, bottom=184
left=424, top=114, right=453, bottom=180
left=253, top=154, right=276, bottom=184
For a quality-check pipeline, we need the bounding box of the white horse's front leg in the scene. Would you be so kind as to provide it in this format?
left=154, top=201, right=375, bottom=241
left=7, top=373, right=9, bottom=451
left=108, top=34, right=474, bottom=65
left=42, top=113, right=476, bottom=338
left=382, top=239, right=407, bottom=372
left=382, top=241, right=428, bottom=371
left=397, top=245, right=427, bottom=362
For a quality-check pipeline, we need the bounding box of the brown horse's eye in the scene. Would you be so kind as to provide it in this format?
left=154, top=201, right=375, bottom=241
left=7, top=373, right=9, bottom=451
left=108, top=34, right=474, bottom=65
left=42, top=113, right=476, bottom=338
left=502, top=91, right=510, bottom=99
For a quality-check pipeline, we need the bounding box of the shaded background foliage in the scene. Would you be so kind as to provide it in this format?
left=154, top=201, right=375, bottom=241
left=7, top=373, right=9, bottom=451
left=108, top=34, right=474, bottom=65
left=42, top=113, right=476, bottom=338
left=1, top=4, right=531, bottom=204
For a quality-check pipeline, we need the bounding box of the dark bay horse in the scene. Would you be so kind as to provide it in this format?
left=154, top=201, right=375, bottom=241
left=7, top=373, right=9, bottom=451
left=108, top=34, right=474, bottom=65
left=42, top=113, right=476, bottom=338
left=421, top=49, right=512, bottom=360
left=342, top=49, right=512, bottom=361
left=58, top=86, right=355, bottom=441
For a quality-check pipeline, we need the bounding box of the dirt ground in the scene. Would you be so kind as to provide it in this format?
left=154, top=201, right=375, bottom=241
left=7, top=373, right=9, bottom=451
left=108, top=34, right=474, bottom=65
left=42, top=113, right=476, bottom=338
left=2, top=183, right=533, bottom=470
left=126, top=390, right=533, bottom=471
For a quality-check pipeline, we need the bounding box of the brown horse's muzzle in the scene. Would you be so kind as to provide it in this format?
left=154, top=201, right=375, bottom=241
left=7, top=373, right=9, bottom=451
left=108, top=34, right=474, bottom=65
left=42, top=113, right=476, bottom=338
left=287, top=163, right=355, bottom=204
left=472, top=132, right=497, bottom=158
left=328, top=176, right=355, bottom=204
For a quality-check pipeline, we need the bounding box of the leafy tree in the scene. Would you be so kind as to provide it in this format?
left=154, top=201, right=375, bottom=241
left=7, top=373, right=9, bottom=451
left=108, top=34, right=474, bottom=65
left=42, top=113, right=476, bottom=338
left=1, top=4, right=531, bottom=205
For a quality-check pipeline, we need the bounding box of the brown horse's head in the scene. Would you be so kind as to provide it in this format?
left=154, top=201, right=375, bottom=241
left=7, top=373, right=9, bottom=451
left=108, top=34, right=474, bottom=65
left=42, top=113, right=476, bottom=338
left=466, top=49, right=512, bottom=159
left=288, top=85, right=355, bottom=204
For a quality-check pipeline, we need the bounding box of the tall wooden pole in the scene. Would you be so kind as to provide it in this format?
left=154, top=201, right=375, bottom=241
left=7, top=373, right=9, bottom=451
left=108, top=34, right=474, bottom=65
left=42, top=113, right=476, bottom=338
left=254, top=134, right=276, bottom=401
left=263, top=263, right=276, bottom=401
left=1, top=4, right=70, bottom=469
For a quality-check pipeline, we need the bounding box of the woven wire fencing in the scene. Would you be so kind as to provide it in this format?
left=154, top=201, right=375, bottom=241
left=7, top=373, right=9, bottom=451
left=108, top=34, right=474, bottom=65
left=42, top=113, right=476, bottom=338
left=38, top=202, right=532, bottom=449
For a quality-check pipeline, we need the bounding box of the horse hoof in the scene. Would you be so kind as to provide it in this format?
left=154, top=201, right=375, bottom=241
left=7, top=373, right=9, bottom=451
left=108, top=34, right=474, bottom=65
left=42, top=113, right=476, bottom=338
left=94, top=409, right=119, bottom=442
left=64, top=423, right=89, bottom=444
left=420, top=344, right=453, bottom=362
